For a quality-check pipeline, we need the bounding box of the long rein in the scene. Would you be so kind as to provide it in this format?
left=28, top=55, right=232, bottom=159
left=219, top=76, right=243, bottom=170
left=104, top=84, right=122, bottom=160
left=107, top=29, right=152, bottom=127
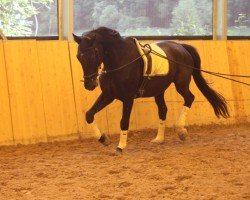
left=81, top=43, right=250, bottom=86
left=149, top=46, right=250, bottom=86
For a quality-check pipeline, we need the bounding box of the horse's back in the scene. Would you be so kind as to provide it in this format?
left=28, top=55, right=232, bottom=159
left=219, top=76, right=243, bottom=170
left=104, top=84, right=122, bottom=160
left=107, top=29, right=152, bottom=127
left=156, top=41, right=192, bottom=60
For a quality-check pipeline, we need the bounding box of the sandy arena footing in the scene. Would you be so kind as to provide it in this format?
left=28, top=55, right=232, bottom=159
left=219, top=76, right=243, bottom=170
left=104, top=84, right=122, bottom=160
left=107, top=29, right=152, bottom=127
left=0, top=124, right=249, bottom=200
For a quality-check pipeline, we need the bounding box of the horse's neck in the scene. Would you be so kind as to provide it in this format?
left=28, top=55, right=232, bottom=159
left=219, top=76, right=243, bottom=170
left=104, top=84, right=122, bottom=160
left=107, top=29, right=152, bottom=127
left=102, top=40, right=137, bottom=72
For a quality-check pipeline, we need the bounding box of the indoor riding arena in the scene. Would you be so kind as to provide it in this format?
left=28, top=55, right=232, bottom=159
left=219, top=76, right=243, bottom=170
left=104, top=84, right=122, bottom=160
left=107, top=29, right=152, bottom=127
left=0, top=1, right=249, bottom=200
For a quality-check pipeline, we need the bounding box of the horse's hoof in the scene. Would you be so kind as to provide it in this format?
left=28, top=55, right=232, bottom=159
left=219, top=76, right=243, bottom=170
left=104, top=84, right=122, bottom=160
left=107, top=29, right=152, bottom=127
left=98, top=134, right=111, bottom=146
left=177, top=128, right=188, bottom=141
left=109, top=147, right=123, bottom=156
left=151, top=138, right=164, bottom=144
left=115, top=147, right=123, bottom=155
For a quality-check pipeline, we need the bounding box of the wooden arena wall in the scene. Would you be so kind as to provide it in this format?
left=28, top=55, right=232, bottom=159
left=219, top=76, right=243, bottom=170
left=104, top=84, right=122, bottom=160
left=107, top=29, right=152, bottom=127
left=0, top=40, right=249, bottom=146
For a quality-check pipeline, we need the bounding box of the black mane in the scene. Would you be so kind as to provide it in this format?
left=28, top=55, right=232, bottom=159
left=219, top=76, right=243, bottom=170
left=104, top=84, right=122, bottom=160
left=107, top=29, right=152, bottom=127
left=84, top=27, right=122, bottom=42
left=93, top=27, right=121, bottom=37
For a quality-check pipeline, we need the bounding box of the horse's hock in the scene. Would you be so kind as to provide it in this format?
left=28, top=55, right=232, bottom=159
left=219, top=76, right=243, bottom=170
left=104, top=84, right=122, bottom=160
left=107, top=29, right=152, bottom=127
left=0, top=40, right=250, bottom=146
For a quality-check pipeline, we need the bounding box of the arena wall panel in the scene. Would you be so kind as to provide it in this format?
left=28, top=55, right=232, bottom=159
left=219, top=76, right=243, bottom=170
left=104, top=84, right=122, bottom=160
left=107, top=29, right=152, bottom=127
left=227, top=41, right=250, bottom=122
left=0, top=41, right=14, bottom=145
left=3, top=41, right=47, bottom=144
left=37, top=41, right=79, bottom=141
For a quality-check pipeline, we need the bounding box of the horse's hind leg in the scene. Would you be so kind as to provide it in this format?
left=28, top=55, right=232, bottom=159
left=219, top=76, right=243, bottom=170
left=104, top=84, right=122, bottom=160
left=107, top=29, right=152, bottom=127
left=175, top=84, right=195, bottom=141
left=151, top=93, right=167, bottom=143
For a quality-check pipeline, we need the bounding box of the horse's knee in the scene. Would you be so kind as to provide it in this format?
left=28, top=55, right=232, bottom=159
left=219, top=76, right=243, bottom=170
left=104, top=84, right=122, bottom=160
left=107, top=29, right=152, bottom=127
left=86, top=111, right=94, bottom=124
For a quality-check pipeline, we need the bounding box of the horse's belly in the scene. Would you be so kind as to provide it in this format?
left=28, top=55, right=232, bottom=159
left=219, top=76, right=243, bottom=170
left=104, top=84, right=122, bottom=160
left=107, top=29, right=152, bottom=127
left=136, top=76, right=172, bottom=98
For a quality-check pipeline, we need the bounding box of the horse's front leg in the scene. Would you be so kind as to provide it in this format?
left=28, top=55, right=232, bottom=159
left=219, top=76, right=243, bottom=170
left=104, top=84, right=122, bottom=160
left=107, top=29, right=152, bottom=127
left=86, top=92, right=114, bottom=145
left=116, top=98, right=134, bottom=153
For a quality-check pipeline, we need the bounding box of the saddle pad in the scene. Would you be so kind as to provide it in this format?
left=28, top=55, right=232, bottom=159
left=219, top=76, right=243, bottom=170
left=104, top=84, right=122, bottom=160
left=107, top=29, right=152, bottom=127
left=134, top=38, right=169, bottom=76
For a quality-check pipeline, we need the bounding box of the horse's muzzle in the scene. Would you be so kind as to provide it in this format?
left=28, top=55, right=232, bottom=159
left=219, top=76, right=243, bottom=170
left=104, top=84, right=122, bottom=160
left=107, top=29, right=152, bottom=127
left=84, top=79, right=98, bottom=91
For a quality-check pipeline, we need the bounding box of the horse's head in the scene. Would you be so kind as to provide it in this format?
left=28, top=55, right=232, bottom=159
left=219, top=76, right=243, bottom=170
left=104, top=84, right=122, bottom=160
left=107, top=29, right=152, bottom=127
left=73, top=33, right=103, bottom=91
left=73, top=27, right=122, bottom=90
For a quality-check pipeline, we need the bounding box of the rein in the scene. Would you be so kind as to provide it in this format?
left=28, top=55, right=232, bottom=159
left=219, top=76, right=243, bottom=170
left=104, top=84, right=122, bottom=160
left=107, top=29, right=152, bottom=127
left=149, top=48, right=250, bottom=86
left=102, top=53, right=150, bottom=74
left=80, top=42, right=250, bottom=86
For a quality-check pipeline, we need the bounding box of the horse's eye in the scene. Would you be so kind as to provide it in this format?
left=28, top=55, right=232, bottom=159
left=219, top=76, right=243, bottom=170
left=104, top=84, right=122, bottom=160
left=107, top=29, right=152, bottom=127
left=77, top=53, right=84, bottom=60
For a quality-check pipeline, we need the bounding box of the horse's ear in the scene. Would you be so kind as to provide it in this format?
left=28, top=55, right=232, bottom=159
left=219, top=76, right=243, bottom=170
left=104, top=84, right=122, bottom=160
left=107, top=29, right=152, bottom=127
left=72, top=33, right=82, bottom=44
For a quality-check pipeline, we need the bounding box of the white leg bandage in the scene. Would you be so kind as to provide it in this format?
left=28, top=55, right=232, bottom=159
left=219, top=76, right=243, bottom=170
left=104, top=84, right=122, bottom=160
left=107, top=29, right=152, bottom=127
left=90, top=121, right=102, bottom=139
left=177, top=106, right=190, bottom=127
left=117, top=130, right=128, bottom=149
left=151, top=120, right=165, bottom=143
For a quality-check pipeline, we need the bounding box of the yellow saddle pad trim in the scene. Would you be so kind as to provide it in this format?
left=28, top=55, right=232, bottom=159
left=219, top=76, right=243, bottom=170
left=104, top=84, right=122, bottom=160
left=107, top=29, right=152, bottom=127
left=134, top=39, right=169, bottom=76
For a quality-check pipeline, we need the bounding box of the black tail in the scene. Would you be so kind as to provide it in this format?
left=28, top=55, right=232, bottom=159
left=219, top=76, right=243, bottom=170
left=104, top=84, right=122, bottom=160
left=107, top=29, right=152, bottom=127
left=181, top=44, right=230, bottom=118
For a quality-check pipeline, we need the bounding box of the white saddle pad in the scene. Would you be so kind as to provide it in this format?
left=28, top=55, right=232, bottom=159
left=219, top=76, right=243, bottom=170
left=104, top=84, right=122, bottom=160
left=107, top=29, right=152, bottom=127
left=134, top=38, right=169, bottom=76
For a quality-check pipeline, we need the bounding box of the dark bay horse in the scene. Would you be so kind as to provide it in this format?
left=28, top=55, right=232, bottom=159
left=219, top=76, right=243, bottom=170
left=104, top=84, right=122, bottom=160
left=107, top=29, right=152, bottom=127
left=73, top=27, right=229, bottom=153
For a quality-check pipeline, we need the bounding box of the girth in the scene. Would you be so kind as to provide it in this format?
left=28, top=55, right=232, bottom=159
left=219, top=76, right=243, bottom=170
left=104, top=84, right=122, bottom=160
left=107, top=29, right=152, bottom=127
left=136, top=76, right=151, bottom=97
